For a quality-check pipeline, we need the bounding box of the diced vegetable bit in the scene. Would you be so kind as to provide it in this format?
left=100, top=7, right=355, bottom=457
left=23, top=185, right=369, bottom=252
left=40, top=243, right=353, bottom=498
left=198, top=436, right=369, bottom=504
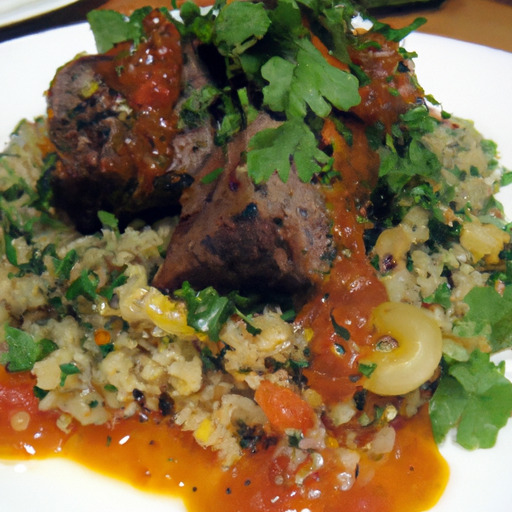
left=1, top=326, right=57, bottom=372
left=255, top=380, right=315, bottom=435
left=430, top=350, right=512, bottom=449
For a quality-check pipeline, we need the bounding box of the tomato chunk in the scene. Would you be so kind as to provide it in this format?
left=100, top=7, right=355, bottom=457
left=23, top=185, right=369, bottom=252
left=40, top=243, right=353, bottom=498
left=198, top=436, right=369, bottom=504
left=255, top=380, right=315, bottom=435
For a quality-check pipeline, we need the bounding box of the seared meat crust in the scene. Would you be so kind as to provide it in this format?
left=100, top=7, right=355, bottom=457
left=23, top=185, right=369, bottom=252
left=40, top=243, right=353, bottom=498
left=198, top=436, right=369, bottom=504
left=153, top=115, right=333, bottom=298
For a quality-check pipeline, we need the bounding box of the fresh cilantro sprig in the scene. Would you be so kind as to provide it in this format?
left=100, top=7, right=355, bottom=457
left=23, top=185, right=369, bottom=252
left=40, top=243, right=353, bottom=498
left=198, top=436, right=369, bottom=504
left=261, top=37, right=360, bottom=119
left=247, top=119, right=331, bottom=183
left=174, top=0, right=363, bottom=183
left=430, top=350, right=512, bottom=449
left=453, top=285, right=512, bottom=353
left=87, top=7, right=153, bottom=53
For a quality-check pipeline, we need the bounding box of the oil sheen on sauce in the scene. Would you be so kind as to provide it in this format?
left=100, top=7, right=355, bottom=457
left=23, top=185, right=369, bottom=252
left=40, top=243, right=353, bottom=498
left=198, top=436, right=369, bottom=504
left=0, top=364, right=447, bottom=512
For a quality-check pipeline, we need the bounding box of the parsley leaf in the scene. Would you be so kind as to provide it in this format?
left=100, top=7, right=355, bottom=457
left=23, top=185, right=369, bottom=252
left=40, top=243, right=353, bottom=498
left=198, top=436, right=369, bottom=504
left=430, top=350, right=512, bottom=449
left=53, top=249, right=79, bottom=281
left=423, top=282, right=452, bottom=310
left=378, top=106, right=441, bottom=193
left=66, top=269, right=100, bottom=302
left=98, top=210, right=120, bottom=238
left=371, top=18, right=427, bottom=43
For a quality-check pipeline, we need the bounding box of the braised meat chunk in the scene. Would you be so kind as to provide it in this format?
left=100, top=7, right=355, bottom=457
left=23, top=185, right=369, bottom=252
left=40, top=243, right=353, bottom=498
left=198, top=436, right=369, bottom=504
left=47, top=11, right=213, bottom=232
left=153, top=115, right=333, bottom=298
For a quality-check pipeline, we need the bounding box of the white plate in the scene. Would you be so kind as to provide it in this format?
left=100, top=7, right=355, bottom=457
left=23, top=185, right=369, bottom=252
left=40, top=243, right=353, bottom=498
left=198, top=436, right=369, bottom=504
left=0, top=0, right=80, bottom=28
left=1, top=22, right=512, bottom=512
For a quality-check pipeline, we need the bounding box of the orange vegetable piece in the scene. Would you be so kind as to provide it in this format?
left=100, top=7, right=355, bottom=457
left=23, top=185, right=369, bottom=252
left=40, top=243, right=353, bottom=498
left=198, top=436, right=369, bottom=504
left=254, top=380, right=315, bottom=435
left=94, top=329, right=111, bottom=346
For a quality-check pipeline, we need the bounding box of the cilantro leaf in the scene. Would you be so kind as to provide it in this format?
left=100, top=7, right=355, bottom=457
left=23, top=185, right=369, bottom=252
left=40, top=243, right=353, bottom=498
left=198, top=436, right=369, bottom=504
left=430, top=350, right=512, bottom=449
left=1, top=326, right=58, bottom=372
left=378, top=107, right=441, bottom=193
left=261, top=38, right=360, bottom=118
left=98, top=210, right=120, bottom=238
left=53, top=249, right=79, bottom=281
left=247, top=119, right=330, bottom=183
left=371, top=18, right=427, bottom=43
left=213, top=1, right=271, bottom=57
left=99, top=269, right=128, bottom=301
left=454, top=285, right=512, bottom=353
left=87, top=7, right=152, bottom=53
left=423, top=282, right=452, bottom=310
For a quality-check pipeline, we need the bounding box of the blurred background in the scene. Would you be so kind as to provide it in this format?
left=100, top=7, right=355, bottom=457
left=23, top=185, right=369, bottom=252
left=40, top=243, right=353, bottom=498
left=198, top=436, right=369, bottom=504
left=1, top=0, right=511, bottom=51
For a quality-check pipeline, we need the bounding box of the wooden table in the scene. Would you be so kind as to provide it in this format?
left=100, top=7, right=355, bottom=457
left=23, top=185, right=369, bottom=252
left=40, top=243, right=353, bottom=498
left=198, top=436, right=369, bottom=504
left=1, top=0, right=511, bottom=51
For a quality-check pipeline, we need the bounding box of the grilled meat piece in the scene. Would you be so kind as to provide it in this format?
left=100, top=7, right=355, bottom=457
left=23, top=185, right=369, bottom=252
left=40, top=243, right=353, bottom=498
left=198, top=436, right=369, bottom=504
left=152, top=114, right=333, bottom=298
left=47, top=12, right=212, bottom=233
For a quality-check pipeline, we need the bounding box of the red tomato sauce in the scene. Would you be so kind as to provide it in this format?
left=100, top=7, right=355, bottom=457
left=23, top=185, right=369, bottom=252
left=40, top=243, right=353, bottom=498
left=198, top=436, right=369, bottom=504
left=96, top=10, right=183, bottom=197
left=0, top=364, right=448, bottom=512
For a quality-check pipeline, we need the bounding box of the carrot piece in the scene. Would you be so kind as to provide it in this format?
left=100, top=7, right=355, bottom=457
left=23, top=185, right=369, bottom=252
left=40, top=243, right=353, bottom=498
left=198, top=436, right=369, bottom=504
left=94, top=329, right=111, bottom=346
left=254, top=380, right=315, bottom=435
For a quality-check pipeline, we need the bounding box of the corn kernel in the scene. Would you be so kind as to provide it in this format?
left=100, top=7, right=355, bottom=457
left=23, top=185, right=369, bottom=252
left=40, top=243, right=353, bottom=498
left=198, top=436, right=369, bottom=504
left=194, top=418, right=214, bottom=444
left=460, top=219, right=510, bottom=264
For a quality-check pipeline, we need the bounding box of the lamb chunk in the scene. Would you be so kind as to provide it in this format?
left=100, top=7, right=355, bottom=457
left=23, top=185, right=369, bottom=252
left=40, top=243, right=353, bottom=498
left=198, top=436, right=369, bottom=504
left=47, top=12, right=213, bottom=233
left=152, top=115, right=333, bottom=298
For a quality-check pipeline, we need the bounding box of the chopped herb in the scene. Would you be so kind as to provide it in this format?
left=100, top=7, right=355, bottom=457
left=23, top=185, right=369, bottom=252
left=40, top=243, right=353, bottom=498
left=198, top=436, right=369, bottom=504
left=33, top=386, right=49, bottom=400
left=53, top=249, right=79, bottom=280
left=99, top=269, right=128, bottom=301
left=199, top=346, right=227, bottom=372
left=66, top=269, right=100, bottom=301
left=1, top=326, right=58, bottom=372
left=330, top=312, right=351, bottom=340
left=175, top=281, right=234, bottom=341
left=453, top=285, right=512, bottom=353
left=200, top=167, right=224, bottom=184
left=371, top=18, right=427, bottom=43
left=98, top=210, right=120, bottom=238
left=423, top=282, right=452, bottom=310
left=287, top=430, right=303, bottom=448
left=99, top=342, right=115, bottom=358
left=59, top=363, right=81, bottom=387
left=359, top=362, right=377, bottom=378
